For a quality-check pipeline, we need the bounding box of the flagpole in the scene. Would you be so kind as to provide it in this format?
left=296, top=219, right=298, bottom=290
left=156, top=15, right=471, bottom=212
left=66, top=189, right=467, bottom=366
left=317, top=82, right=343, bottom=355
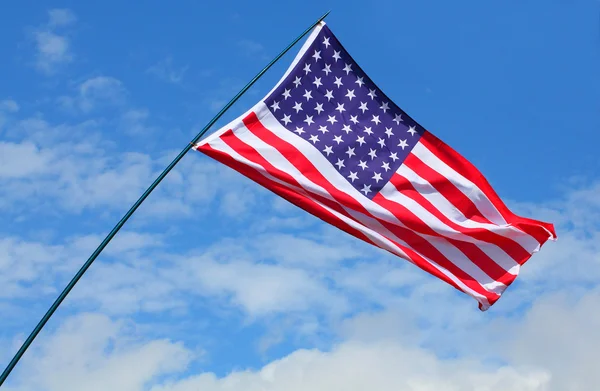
left=0, top=10, right=330, bottom=386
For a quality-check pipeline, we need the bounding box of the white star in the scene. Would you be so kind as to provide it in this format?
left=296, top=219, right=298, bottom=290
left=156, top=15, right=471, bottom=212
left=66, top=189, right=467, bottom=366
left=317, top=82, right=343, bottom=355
left=358, top=160, right=368, bottom=170
left=380, top=102, right=390, bottom=113
left=322, top=64, right=332, bottom=75
left=359, top=102, right=369, bottom=113
left=389, top=152, right=399, bottom=161
left=312, top=50, right=321, bottom=62
left=303, top=63, right=312, bottom=74
left=281, top=114, right=292, bottom=125
left=333, top=135, right=344, bottom=144
left=407, top=126, right=417, bottom=136
left=303, top=89, right=313, bottom=101
left=398, top=139, right=409, bottom=149
left=350, top=115, right=359, bottom=124
left=304, top=115, right=314, bottom=126
left=348, top=171, right=359, bottom=182
left=336, top=103, right=346, bottom=113
left=368, top=148, right=377, bottom=159
left=345, top=146, right=356, bottom=158
left=318, top=125, right=329, bottom=134
left=384, top=127, right=394, bottom=138
left=314, top=102, right=324, bottom=114
left=371, top=115, right=381, bottom=125
left=327, top=115, right=338, bottom=125
left=355, top=76, right=365, bottom=88
left=282, top=89, right=291, bottom=100
left=313, top=77, right=323, bottom=88
left=324, top=90, right=334, bottom=101
left=356, top=135, right=366, bottom=146
left=270, top=100, right=280, bottom=112
left=393, top=113, right=403, bottom=124
left=334, top=77, right=343, bottom=88
left=363, top=126, right=373, bottom=135
left=345, top=89, right=356, bottom=100
left=381, top=162, right=391, bottom=171
left=335, top=158, right=345, bottom=169
left=309, top=134, right=320, bottom=144
left=367, top=89, right=377, bottom=100
left=323, top=37, right=331, bottom=48
left=293, top=76, right=302, bottom=88
left=293, top=101, right=303, bottom=113
left=343, top=63, right=353, bottom=74
left=377, top=137, right=386, bottom=148
left=294, top=126, right=305, bottom=135
left=360, top=184, right=372, bottom=195
left=372, top=172, right=383, bottom=183
left=323, top=145, right=333, bottom=156
left=332, top=50, right=341, bottom=62
left=342, top=124, right=352, bottom=134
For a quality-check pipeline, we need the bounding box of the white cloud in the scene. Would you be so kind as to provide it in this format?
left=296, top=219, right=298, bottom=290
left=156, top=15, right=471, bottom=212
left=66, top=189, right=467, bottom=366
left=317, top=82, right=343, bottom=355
left=0, top=231, right=164, bottom=301
left=171, top=256, right=349, bottom=317
left=149, top=342, right=550, bottom=391
left=62, top=231, right=355, bottom=317
left=0, top=141, right=54, bottom=178
left=47, top=9, right=77, bottom=27
left=501, top=290, right=600, bottom=390
left=4, top=313, right=193, bottom=391
left=119, top=108, right=156, bottom=135
left=8, top=290, right=600, bottom=391
left=237, top=39, right=268, bottom=61
left=0, top=100, right=19, bottom=131
left=59, top=76, right=127, bottom=113
left=0, top=100, right=20, bottom=113
left=147, top=57, right=189, bottom=84
left=32, top=9, right=76, bottom=74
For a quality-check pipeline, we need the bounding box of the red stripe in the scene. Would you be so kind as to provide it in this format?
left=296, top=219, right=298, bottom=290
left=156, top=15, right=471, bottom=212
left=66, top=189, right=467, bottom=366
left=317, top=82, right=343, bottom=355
left=198, top=138, right=494, bottom=306
left=389, top=173, right=532, bottom=265
left=403, top=152, right=494, bottom=225
left=239, top=113, right=499, bottom=302
left=373, top=191, right=514, bottom=285
left=421, top=131, right=556, bottom=244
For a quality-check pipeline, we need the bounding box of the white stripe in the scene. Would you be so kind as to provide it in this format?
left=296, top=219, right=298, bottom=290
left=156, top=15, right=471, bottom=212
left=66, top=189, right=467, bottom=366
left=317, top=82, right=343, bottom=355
left=237, top=110, right=506, bottom=295
left=411, top=142, right=507, bottom=225
left=206, top=135, right=492, bottom=309
left=397, top=162, right=540, bottom=253
left=379, top=179, right=521, bottom=275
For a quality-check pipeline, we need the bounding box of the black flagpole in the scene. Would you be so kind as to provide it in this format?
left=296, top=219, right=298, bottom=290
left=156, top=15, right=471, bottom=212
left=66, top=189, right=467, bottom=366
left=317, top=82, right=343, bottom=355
left=0, top=10, right=330, bottom=386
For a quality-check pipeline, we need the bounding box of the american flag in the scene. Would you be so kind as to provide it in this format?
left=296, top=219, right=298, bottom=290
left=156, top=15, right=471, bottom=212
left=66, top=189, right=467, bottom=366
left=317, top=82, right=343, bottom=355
left=194, top=22, right=556, bottom=310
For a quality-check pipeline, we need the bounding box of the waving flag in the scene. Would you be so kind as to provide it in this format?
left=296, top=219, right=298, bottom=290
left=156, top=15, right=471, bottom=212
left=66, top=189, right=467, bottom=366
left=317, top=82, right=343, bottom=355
left=193, top=22, right=556, bottom=310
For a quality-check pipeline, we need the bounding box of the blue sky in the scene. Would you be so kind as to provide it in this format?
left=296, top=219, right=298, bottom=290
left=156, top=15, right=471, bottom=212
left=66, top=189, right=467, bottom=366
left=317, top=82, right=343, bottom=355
left=0, top=1, right=599, bottom=390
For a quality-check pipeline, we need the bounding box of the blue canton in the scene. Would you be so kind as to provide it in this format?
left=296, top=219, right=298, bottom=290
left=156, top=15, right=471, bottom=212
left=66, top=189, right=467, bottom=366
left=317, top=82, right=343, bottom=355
left=264, top=25, right=424, bottom=199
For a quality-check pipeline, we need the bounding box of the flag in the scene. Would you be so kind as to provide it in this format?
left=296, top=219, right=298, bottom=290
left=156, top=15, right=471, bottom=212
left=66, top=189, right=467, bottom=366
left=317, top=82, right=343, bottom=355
left=193, top=22, right=556, bottom=310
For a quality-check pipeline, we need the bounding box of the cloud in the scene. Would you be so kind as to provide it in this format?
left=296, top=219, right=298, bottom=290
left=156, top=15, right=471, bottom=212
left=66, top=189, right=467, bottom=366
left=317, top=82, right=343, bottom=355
left=47, top=9, right=77, bottom=27
left=0, top=100, right=20, bottom=133
left=119, top=108, right=156, bottom=135
left=168, top=255, right=349, bottom=317
left=58, top=76, right=127, bottom=113
left=7, top=289, right=600, bottom=391
left=237, top=39, right=268, bottom=60
left=147, top=57, right=189, bottom=84
left=0, top=141, right=55, bottom=179
left=0, top=114, right=250, bottom=219
left=53, top=229, right=357, bottom=317
left=32, top=9, right=76, bottom=74
left=0, top=100, right=20, bottom=113
left=0, top=231, right=164, bottom=302
left=3, top=313, right=194, bottom=391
